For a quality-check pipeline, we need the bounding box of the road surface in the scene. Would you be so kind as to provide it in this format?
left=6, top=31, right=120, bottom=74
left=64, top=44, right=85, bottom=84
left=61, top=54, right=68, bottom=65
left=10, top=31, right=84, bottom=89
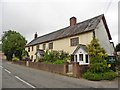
left=1, top=60, right=118, bottom=88
left=2, top=60, right=90, bottom=88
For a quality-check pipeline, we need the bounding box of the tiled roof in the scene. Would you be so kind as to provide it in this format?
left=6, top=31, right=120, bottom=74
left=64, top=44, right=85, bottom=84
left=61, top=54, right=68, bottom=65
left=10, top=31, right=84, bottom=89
left=26, top=14, right=111, bottom=46
left=72, top=44, right=87, bottom=54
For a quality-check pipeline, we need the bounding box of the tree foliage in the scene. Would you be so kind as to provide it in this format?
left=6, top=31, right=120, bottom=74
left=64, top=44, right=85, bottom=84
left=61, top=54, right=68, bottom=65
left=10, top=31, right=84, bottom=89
left=0, top=44, right=2, bottom=51
left=115, top=43, right=120, bottom=52
left=83, top=37, right=116, bottom=81
left=2, top=30, right=27, bottom=60
left=43, top=50, right=70, bottom=64
left=87, top=37, right=107, bottom=59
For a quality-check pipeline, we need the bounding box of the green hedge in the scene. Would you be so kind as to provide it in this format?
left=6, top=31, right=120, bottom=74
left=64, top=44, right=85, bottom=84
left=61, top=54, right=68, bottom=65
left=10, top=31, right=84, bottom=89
left=103, top=71, right=117, bottom=80
left=12, top=57, right=19, bottom=62
left=53, top=60, right=65, bottom=64
left=83, top=72, right=102, bottom=81
left=83, top=70, right=116, bottom=81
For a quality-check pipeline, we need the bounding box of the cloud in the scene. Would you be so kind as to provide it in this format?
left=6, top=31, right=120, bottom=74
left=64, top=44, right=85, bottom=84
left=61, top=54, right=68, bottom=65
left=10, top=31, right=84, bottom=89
left=1, top=0, right=119, bottom=45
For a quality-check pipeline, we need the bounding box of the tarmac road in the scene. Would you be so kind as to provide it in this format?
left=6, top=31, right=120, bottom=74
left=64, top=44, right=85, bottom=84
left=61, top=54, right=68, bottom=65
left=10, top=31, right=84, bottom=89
left=2, top=60, right=89, bottom=88
left=1, top=60, right=119, bottom=88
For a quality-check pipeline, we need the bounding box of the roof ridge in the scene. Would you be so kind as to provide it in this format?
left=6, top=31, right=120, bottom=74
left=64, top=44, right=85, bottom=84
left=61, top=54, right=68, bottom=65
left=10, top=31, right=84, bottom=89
left=26, top=14, right=104, bottom=46
left=33, top=14, right=104, bottom=40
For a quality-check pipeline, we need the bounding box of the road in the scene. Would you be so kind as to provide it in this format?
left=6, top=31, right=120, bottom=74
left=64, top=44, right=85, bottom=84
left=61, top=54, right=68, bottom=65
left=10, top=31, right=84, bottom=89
left=2, top=60, right=89, bottom=88
left=1, top=60, right=119, bottom=88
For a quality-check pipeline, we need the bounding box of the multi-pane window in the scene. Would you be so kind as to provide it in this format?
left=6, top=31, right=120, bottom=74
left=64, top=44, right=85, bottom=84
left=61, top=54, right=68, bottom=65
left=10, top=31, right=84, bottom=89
left=43, top=43, right=46, bottom=50
left=32, top=46, right=34, bottom=51
left=79, top=54, right=83, bottom=61
left=70, top=37, right=79, bottom=46
left=28, top=47, right=30, bottom=52
left=36, top=45, right=39, bottom=51
left=49, top=42, right=53, bottom=49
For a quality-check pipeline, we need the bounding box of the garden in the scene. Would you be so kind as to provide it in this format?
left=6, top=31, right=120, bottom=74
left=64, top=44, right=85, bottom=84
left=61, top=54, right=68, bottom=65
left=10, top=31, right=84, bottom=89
left=83, top=37, right=117, bottom=81
left=38, top=50, right=70, bottom=64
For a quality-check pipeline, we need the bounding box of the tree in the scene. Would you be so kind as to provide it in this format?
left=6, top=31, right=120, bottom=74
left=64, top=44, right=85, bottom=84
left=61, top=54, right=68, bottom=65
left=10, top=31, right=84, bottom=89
left=115, top=43, right=120, bottom=71
left=83, top=37, right=116, bottom=81
left=87, top=36, right=107, bottom=60
left=0, top=44, right=2, bottom=51
left=115, top=43, right=120, bottom=52
left=87, top=36, right=108, bottom=67
left=2, top=30, right=27, bottom=60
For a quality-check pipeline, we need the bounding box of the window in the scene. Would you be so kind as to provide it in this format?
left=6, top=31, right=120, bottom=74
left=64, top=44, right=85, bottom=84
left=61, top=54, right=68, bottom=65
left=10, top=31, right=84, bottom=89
left=43, top=43, right=46, bottom=50
left=32, top=46, right=34, bottom=51
left=36, top=45, right=39, bottom=51
left=49, top=42, right=53, bottom=49
left=85, top=54, right=89, bottom=63
left=93, top=31, right=95, bottom=37
left=70, top=37, right=79, bottom=46
left=79, top=54, right=83, bottom=61
left=31, top=55, right=33, bottom=60
left=71, top=55, right=74, bottom=61
left=75, top=55, right=77, bottom=62
left=28, top=47, right=30, bottom=52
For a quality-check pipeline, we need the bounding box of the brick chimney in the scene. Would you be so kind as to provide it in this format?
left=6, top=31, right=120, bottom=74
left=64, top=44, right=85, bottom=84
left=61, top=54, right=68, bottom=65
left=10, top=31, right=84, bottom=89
left=70, top=17, right=77, bottom=26
left=34, top=32, right=38, bottom=39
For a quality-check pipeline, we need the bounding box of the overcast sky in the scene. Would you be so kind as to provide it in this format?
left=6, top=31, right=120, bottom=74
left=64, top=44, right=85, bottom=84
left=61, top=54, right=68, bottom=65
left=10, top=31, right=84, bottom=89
left=1, top=0, right=119, bottom=46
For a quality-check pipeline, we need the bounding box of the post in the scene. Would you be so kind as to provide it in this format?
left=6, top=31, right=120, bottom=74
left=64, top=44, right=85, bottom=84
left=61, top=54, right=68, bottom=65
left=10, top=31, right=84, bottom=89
left=26, top=61, right=29, bottom=67
left=64, top=62, right=68, bottom=74
left=72, top=62, right=80, bottom=78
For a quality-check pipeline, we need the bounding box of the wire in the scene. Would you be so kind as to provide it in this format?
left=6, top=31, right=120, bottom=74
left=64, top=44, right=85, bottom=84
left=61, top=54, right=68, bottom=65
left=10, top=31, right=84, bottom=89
left=105, top=0, right=114, bottom=14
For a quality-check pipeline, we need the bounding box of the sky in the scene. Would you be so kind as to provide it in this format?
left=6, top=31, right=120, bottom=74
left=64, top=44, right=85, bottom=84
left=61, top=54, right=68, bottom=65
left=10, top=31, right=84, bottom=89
left=0, top=0, right=119, bottom=46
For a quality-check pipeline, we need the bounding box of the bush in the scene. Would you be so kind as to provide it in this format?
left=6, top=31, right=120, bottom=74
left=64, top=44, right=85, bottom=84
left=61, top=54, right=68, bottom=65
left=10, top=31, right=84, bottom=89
left=89, top=62, right=109, bottom=73
left=103, top=71, right=117, bottom=80
left=43, top=50, right=70, bottom=63
left=83, top=72, right=102, bottom=81
left=12, top=57, right=19, bottom=62
left=83, top=70, right=116, bottom=81
left=90, top=56, right=106, bottom=64
left=38, top=57, right=44, bottom=62
left=53, top=60, right=65, bottom=64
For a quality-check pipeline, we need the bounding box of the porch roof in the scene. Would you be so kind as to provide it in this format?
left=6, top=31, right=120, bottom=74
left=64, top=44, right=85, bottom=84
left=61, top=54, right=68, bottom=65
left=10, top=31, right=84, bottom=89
left=72, top=44, right=87, bottom=54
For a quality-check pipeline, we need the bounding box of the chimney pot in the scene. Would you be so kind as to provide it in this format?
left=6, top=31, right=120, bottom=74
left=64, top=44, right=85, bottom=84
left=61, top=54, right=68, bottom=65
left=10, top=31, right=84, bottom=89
left=70, top=17, right=77, bottom=26
left=34, top=32, right=38, bottom=39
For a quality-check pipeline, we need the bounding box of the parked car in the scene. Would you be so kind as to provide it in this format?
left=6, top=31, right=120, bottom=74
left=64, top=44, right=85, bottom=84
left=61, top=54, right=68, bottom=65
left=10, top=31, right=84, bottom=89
left=105, top=56, right=117, bottom=71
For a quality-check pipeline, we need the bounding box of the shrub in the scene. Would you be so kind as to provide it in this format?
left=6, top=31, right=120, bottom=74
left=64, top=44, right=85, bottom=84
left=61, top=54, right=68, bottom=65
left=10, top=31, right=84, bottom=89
left=83, top=70, right=116, bottom=81
left=90, top=56, right=107, bottom=64
left=84, top=37, right=117, bottom=81
left=38, top=57, right=44, bottom=62
left=43, top=50, right=70, bottom=63
left=53, top=60, right=65, bottom=64
left=59, top=50, right=70, bottom=60
left=89, top=62, right=109, bottom=73
left=83, top=72, right=102, bottom=81
left=102, top=70, right=117, bottom=80
left=12, top=57, right=19, bottom=62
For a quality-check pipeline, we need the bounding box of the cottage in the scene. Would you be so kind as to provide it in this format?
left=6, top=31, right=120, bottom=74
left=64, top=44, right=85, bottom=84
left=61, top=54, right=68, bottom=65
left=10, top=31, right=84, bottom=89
left=25, top=14, right=114, bottom=65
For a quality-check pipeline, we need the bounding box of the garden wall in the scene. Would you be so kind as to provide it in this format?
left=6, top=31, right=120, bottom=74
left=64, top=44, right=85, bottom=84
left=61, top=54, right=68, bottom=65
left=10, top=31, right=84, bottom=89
left=13, top=61, right=65, bottom=74
left=79, top=65, right=89, bottom=74
left=13, top=61, right=26, bottom=66
left=29, top=62, right=65, bottom=74
left=13, top=61, right=89, bottom=78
